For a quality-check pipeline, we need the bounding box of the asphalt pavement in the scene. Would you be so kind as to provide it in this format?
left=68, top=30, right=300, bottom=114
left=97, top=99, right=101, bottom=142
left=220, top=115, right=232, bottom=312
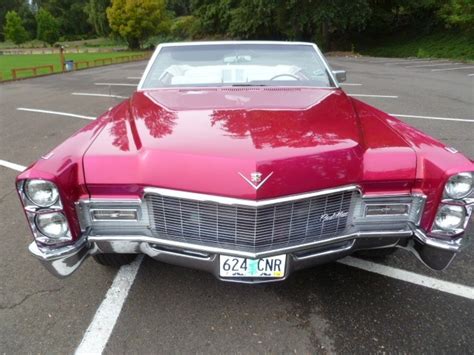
left=0, top=55, right=473, bottom=354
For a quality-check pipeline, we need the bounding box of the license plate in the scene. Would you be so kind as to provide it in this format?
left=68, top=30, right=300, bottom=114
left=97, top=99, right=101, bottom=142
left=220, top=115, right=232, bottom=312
left=219, top=254, right=286, bottom=278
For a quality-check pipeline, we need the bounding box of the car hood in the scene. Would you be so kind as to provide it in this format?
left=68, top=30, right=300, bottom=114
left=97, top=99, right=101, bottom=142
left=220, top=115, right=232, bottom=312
left=83, top=88, right=417, bottom=199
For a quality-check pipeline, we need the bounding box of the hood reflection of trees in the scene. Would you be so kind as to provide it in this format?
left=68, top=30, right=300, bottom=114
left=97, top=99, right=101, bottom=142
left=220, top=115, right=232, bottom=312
left=211, top=109, right=342, bottom=149
left=109, top=100, right=177, bottom=151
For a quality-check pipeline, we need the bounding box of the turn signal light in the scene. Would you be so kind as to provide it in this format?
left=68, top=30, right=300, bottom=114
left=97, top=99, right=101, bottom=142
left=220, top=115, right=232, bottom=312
left=365, top=204, right=409, bottom=217
left=91, top=209, right=138, bottom=221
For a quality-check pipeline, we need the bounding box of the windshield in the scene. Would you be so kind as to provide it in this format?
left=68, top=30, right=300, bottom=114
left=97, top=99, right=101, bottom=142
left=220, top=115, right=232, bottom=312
left=141, top=43, right=334, bottom=89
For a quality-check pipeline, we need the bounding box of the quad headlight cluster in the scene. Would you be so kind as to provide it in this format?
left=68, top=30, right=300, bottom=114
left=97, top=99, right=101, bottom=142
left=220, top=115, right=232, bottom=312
left=432, top=172, right=473, bottom=236
left=18, top=179, right=71, bottom=246
left=25, top=180, right=60, bottom=207
left=444, top=172, right=473, bottom=200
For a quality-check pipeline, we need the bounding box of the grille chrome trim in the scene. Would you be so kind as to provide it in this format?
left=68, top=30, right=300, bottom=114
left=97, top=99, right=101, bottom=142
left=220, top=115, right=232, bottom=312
left=143, top=185, right=360, bottom=207
left=144, top=186, right=359, bottom=253
left=88, top=229, right=413, bottom=259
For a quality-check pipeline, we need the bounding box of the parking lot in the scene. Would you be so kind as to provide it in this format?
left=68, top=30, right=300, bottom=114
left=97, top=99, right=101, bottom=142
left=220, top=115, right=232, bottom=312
left=0, top=56, right=473, bottom=354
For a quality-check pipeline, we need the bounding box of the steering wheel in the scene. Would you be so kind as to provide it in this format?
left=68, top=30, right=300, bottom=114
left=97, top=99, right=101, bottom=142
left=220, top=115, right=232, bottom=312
left=270, top=73, right=301, bottom=81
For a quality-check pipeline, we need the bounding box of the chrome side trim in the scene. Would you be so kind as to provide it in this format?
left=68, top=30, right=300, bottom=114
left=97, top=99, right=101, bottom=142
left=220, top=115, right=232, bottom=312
left=143, top=184, right=360, bottom=207
left=88, top=230, right=413, bottom=259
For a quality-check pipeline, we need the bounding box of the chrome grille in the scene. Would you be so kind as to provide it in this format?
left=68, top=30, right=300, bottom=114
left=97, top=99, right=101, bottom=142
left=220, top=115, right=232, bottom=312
left=146, top=190, right=356, bottom=252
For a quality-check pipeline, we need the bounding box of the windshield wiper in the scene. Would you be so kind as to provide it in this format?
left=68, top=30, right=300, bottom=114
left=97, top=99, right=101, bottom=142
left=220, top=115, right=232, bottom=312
left=230, top=83, right=268, bottom=87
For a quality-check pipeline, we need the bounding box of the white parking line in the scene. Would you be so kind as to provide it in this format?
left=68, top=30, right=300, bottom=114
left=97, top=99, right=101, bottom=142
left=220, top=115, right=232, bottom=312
left=382, top=59, right=434, bottom=65
left=406, top=62, right=457, bottom=68
left=17, top=108, right=95, bottom=120
left=431, top=66, right=474, bottom=72
left=75, top=256, right=143, bottom=355
left=390, top=113, right=474, bottom=123
left=338, top=257, right=474, bottom=300
left=348, top=94, right=398, bottom=98
left=468, top=74, right=474, bottom=76
left=72, top=92, right=128, bottom=99
left=94, top=83, right=137, bottom=87
left=0, top=159, right=26, bottom=172
left=340, top=83, right=363, bottom=86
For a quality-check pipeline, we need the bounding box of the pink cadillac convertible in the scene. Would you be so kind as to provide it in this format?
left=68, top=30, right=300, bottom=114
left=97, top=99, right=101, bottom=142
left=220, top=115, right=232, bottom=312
left=16, top=42, right=473, bottom=283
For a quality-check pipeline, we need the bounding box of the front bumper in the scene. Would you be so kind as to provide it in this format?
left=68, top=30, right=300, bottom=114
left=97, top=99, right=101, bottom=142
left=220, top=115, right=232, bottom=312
left=29, top=226, right=470, bottom=282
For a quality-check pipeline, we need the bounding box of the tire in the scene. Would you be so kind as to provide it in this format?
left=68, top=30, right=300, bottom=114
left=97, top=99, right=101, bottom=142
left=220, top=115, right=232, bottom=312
left=355, top=247, right=398, bottom=259
left=93, top=254, right=137, bottom=267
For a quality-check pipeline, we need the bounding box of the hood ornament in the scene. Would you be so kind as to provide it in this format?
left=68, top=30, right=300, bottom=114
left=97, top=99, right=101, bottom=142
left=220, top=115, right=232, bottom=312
left=238, top=171, right=273, bottom=190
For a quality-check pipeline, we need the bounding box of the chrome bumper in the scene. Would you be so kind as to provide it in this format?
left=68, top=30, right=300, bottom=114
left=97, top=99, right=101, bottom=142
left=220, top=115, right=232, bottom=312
left=28, top=226, right=470, bottom=281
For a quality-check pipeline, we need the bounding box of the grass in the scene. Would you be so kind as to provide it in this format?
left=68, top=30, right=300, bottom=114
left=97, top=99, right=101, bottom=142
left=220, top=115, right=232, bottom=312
left=0, top=37, right=126, bottom=49
left=0, top=51, right=146, bottom=80
left=357, top=32, right=474, bottom=61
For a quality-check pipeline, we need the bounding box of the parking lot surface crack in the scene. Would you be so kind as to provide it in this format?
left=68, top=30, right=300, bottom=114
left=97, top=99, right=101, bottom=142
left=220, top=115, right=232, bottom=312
left=0, top=189, right=15, bottom=203
left=0, top=287, right=63, bottom=310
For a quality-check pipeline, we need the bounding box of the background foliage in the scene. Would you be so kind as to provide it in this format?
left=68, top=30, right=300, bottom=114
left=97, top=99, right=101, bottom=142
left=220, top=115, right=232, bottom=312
left=0, top=0, right=472, bottom=57
left=3, top=10, right=29, bottom=44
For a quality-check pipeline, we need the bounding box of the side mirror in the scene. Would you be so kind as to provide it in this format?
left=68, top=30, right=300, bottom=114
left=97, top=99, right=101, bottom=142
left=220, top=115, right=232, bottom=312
left=332, top=70, right=346, bottom=83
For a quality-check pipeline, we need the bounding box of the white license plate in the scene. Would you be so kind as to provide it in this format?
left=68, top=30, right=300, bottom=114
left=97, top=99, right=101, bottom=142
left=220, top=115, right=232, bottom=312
left=219, top=254, right=286, bottom=278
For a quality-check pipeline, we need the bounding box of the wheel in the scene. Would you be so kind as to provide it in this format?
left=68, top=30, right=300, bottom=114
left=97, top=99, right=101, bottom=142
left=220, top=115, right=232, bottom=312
left=93, top=254, right=137, bottom=267
left=355, top=247, right=397, bottom=259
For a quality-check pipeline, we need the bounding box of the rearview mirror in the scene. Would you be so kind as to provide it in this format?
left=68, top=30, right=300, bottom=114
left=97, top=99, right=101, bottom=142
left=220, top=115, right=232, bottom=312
left=332, top=70, right=346, bottom=83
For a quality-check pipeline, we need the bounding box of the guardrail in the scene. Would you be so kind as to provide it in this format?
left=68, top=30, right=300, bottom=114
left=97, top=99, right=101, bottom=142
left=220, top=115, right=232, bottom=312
left=73, top=60, right=91, bottom=70
left=3, top=52, right=151, bottom=82
left=11, top=65, right=54, bottom=80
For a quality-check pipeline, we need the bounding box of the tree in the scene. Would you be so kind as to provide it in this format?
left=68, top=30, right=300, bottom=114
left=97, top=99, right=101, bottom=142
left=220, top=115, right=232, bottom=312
left=439, top=0, right=474, bottom=31
left=84, top=0, right=110, bottom=37
left=107, top=0, right=169, bottom=49
left=170, top=15, right=199, bottom=39
left=0, top=0, right=24, bottom=41
left=229, top=0, right=279, bottom=39
left=192, top=0, right=235, bottom=36
left=3, top=10, right=29, bottom=44
left=227, top=0, right=372, bottom=48
left=33, top=0, right=92, bottom=39
left=167, top=0, right=192, bottom=16
left=36, top=8, right=60, bottom=45
left=17, top=2, right=37, bottom=39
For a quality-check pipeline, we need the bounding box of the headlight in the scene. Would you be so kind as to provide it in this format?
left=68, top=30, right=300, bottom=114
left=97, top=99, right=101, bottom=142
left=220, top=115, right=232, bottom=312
left=35, top=212, right=70, bottom=242
left=444, top=172, right=473, bottom=199
left=25, top=180, right=59, bottom=207
left=433, top=205, right=465, bottom=232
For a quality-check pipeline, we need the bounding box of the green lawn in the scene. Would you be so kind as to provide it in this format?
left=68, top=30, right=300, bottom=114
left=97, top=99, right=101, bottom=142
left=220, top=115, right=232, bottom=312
left=0, top=37, right=126, bottom=49
left=0, top=51, right=147, bottom=81
left=358, top=32, right=474, bottom=61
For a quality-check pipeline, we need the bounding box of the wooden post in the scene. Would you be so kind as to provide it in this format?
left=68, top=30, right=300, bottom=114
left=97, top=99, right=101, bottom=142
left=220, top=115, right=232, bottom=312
left=59, top=46, right=65, bottom=72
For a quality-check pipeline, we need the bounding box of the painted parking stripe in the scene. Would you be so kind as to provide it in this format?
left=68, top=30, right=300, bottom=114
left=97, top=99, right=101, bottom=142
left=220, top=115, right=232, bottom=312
left=406, top=62, right=457, bottom=68
left=340, top=83, right=363, bottom=86
left=382, top=59, right=434, bottom=65
left=338, top=257, right=474, bottom=300
left=468, top=74, right=474, bottom=76
left=17, top=108, right=95, bottom=120
left=390, top=113, right=474, bottom=123
left=94, top=83, right=137, bottom=87
left=348, top=94, right=398, bottom=98
left=72, top=92, right=128, bottom=99
left=0, top=159, right=26, bottom=172
left=75, top=255, right=143, bottom=355
left=431, top=66, right=474, bottom=72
